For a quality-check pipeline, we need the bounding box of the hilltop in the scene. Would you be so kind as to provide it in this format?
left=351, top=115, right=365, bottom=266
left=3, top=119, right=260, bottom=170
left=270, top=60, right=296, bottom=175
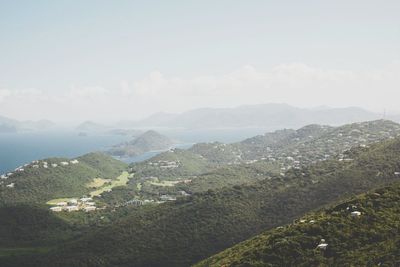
left=29, top=136, right=400, bottom=266
left=124, top=104, right=381, bottom=129
left=0, top=116, right=55, bottom=133
left=0, top=152, right=127, bottom=206
left=197, top=182, right=400, bottom=266
left=75, top=121, right=109, bottom=132
left=107, top=130, right=174, bottom=157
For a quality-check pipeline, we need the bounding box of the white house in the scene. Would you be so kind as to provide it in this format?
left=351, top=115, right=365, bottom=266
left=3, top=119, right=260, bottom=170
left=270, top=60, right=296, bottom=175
left=80, top=197, right=92, bottom=202
left=84, top=206, right=96, bottom=212
left=56, top=202, right=68, bottom=206
left=64, top=206, right=79, bottom=212
left=51, top=164, right=58, bottom=168
left=68, top=199, right=78, bottom=205
left=316, top=239, right=328, bottom=250
left=6, top=183, right=15, bottom=188
left=50, top=206, right=63, bottom=212
left=60, top=161, right=69, bottom=166
left=70, top=159, right=79, bottom=164
left=351, top=211, right=361, bottom=217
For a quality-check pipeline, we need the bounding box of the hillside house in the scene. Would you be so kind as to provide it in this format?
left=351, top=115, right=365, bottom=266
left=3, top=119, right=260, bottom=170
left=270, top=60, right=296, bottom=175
left=126, top=199, right=144, bottom=206
left=178, top=190, right=190, bottom=196
left=70, top=159, right=79, bottom=164
left=316, top=239, right=328, bottom=250
left=160, top=195, right=176, bottom=201
left=68, top=199, right=78, bottom=205
left=84, top=206, right=96, bottom=212
left=50, top=207, right=62, bottom=212
left=351, top=211, right=361, bottom=217
left=80, top=197, right=92, bottom=202
left=6, top=183, right=15, bottom=188
left=65, top=206, right=79, bottom=212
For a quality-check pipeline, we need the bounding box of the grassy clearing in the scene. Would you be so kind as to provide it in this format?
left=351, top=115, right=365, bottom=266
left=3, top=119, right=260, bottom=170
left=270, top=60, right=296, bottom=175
left=86, top=178, right=112, bottom=188
left=149, top=180, right=180, bottom=187
left=46, top=198, right=77, bottom=205
left=89, top=171, right=130, bottom=197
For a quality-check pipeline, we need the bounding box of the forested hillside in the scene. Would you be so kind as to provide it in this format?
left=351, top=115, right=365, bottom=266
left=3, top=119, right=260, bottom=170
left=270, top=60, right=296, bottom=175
left=0, top=152, right=127, bottom=205
left=24, top=137, right=400, bottom=267
left=108, top=130, right=174, bottom=157
left=197, top=183, right=400, bottom=266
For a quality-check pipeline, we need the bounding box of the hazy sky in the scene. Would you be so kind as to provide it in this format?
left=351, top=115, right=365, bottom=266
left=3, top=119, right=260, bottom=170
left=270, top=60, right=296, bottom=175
left=0, top=0, right=399, bottom=122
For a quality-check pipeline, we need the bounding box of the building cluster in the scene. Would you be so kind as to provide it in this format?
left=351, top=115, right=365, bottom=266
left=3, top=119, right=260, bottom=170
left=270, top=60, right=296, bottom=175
left=148, top=160, right=180, bottom=169
left=238, top=123, right=400, bottom=171
left=49, top=197, right=96, bottom=212
left=159, top=194, right=177, bottom=202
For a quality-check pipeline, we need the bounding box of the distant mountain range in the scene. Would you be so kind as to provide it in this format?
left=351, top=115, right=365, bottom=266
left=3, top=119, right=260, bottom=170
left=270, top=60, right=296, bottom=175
left=107, top=130, right=174, bottom=157
left=117, top=104, right=385, bottom=129
left=0, top=116, right=55, bottom=133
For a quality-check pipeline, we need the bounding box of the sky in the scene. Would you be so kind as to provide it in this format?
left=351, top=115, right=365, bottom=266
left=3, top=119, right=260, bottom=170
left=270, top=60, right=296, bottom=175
left=0, top=0, right=399, bottom=123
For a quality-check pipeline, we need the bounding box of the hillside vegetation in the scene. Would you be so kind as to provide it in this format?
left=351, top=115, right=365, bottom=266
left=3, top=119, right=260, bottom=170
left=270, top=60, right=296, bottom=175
left=100, top=120, right=400, bottom=205
left=0, top=152, right=127, bottom=205
left=29, top=137, right=400, bottom=267
left=108, top=130, right=174, bottom=157
left=197, top=183, right=400, bottom=267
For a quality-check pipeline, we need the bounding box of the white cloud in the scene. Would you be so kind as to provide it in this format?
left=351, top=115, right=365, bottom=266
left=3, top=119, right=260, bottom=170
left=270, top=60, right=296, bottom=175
left=0, top=89, right=11, bottom=102
left=1, top=62, right=400, bottom=122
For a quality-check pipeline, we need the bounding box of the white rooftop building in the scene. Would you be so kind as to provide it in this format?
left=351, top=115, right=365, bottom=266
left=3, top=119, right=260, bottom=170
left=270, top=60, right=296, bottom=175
left=351, top=211, right=361, bottom=217
left=50, top=207, right=63, bottom=212
left=64, top=206, right=79, bottom=212
left=84, top=206, right=96, bottom=212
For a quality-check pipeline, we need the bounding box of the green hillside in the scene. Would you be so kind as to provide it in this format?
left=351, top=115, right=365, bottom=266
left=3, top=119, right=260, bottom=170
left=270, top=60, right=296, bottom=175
left=99, top=120, right=400, bottom=206
left=0, top=152, right=127, bottom=205
left=0, top=205, right=74, bottom=247
left=197, top=183, right=400, bottom=267
left=108, top=130, right=174, bottom=157
left=28, top=137, right=400, bottom=267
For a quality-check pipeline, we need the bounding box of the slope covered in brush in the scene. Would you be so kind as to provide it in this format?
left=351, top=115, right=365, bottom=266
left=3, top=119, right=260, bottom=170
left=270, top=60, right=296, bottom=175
left=0, top=152, right=127, bottom=205
left=30, top=137, right=400, bottom=267
left=197, top=183, right=400, bottom=267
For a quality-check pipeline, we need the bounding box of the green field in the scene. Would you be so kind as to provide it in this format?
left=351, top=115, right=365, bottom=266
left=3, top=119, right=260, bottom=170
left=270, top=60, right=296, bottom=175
left=89, top=171, right=130, bottom=197
left=149, top=180, right=181, bottom=187
left=86, top=178, right=112, bottom=188
left=46, top=198, right=77, bottom=205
